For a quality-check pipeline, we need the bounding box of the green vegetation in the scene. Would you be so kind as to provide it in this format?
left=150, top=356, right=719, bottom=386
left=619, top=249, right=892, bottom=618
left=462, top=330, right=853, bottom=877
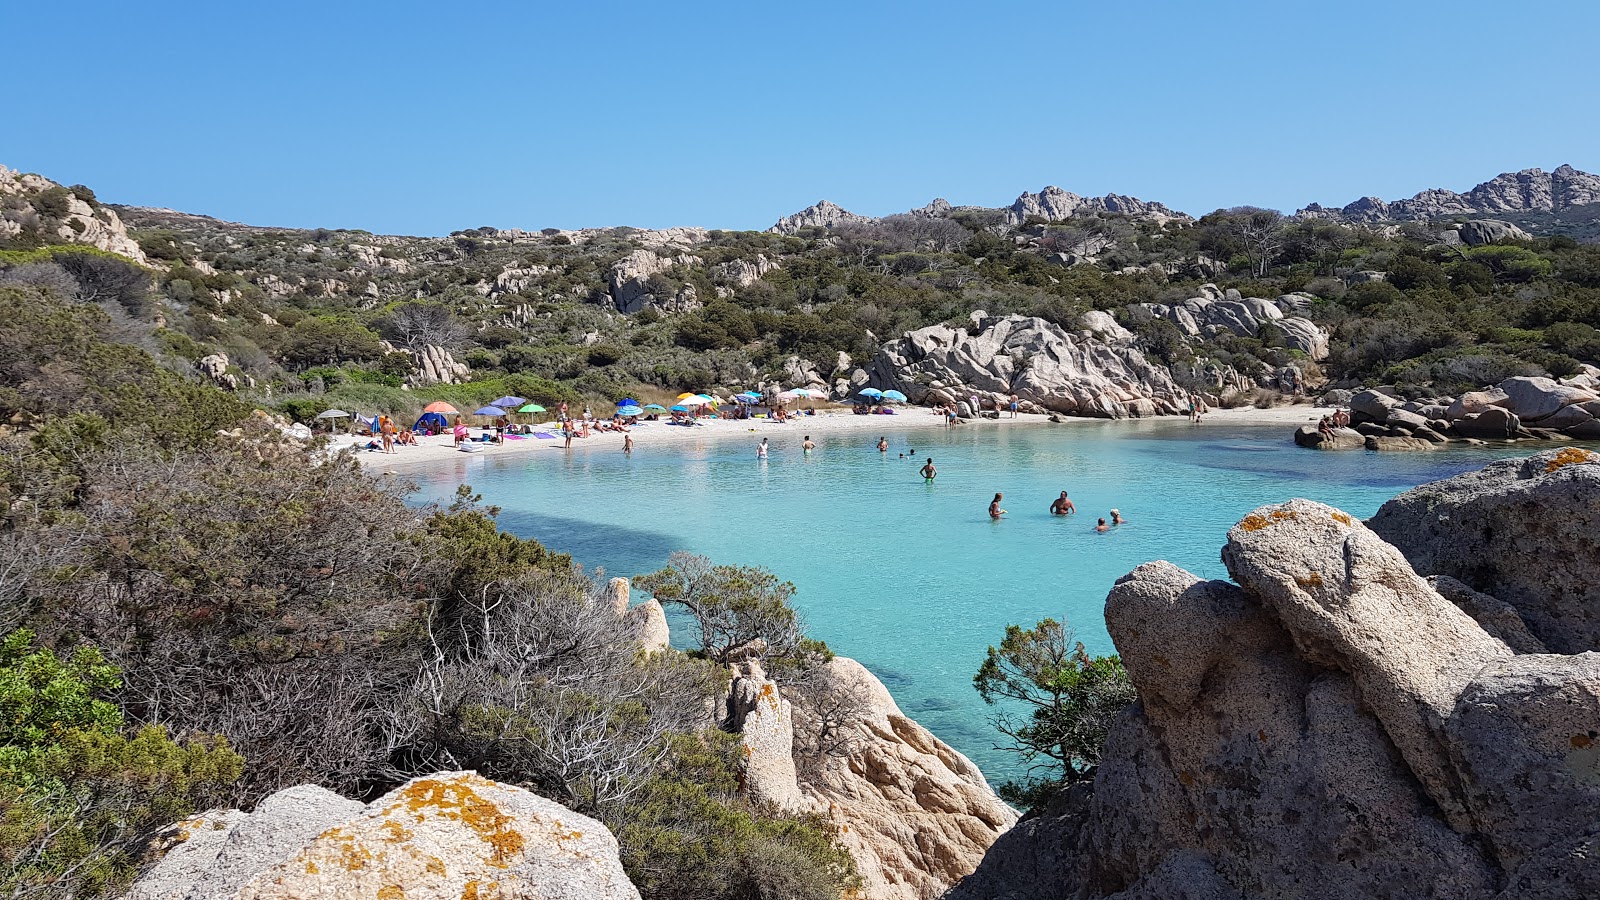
left=974, top=618, right=1136, bottom=811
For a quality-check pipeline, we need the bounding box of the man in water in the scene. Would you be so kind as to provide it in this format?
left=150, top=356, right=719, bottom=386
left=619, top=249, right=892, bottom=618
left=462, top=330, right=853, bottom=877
left=1111, top=509, right=1127, bottom=525
left=989, top=493, right=1007, bottom=519
left=1095, top=517, right=1110, bottom=532
left=757, top=438, right=769, bottom=459
left=1050, top=491, right=1076, bottom=515
left=920, top=458, right=937, bottom=481
left=623, top=433, right=634, bottom=454
left=877, top=436, right=888, bottom=453
left=803, top=435, right=815, bottom=452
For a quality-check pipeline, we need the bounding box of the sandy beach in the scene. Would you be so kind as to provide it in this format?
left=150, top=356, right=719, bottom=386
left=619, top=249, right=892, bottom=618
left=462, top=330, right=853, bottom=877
left=351, top=403, right=1333, bottom=474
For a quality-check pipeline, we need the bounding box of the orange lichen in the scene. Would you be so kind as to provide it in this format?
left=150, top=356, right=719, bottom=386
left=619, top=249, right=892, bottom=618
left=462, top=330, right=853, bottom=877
left=1573, top=734, right=1594, bottom=749
left=378, top=887, right=404, bottom=900
left=1331, top=511, right=1353, bottom=526
left=1238, top=508, right=1299, bottom=532
left=1294, top=573, right=1324, bottom=588
left=379, top=820, right=414, bottom=844
left=426, top=856, right=447, bottom=876
left=462, top=882, right=481, bottom=900
left=1545, top=447, right=1597, bottom=473
left=395, top=777, right=526, bottom=867
left=305, top=861, right=319, bottom=875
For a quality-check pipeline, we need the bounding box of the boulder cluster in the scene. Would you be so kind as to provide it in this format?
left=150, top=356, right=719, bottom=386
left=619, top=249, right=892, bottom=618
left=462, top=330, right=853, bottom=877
left=950, top=448, right=1600, bottom=899
left=1298, top=375, right=1600, bottom=451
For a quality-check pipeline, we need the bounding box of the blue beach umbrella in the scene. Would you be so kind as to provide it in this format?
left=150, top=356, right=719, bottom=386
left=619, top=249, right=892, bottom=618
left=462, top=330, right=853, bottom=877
left=881, top=390, right=908, bottom=402
left=473, top=405, right=508, bottom=417
left=858, top=388, right=884, bottom=399
left=644, top=404, right=668, bottom=411
left=488, top=396, right=526, bottom=408
left=669, top=405, right=689, bottom=412
left=617, top=405, right=643, bottom=416
left=617, top=398, right=639, bottom=407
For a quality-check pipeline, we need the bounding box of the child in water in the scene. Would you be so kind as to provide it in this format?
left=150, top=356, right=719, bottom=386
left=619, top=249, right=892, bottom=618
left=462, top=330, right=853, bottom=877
left=989, top=493, right=1007, bottom=519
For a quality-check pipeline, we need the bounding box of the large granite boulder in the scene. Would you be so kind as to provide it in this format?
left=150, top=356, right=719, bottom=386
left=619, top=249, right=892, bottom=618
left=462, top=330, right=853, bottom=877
left=1293, top=425, right=1363, bottom=450
left=951, top=457, right=1600, bottom=899
left=1368, top=448, right=1600, bottom=653
left=1348, top=388, right=1398, bottom=423
left=1459, top=219, right=1533, bottom=246
left=1451, top=406, right=1520, bottom=439
left=125, top=773, right=641, bottom=900
left=869, top=314, right=1186, bottom=418
left=1494, top=376, right=1599, bottom=423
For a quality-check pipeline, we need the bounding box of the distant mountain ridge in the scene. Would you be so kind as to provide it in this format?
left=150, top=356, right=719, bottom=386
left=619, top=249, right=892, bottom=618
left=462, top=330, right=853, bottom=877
left=1297, top=164, right=1600, bottom=224
left=769, top=186, right=1190, bottom=234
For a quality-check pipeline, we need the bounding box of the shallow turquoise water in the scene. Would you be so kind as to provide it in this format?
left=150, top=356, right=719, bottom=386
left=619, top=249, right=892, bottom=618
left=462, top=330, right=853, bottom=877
left=404, top=420, right=1545, bottom=782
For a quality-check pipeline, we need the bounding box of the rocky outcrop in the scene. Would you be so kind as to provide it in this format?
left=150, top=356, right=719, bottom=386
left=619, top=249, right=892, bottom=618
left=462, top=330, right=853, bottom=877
left=411, top=344, right=470, bottom=386
left=1298, top=164, right=1600, bottom=224
left=1369, top=448, right=1600, bottom=654
left=125, top=772, right=640, bottom=900
left=605, top=249, right=700, bottom=313
left=951, top=460, right=1600, bottom=899
left=0, top=166, right=149, bottom=264
left=713, top=253, right=780, bottom=288
left=1459, top=219, right=1533, bottom=246
left=1129, top=287, right=1329, bottom=360
left=868, top=314, right=1187, bottom=418
left=1293, top=424, right=1363, bottom=449
left=1003, top=187, right=1189, bottom=227
left=769, top=200, right=874, bottom=234
left=196, top=353, right=238, bottom=391
left=1304, top=376, right=1600, bottom=450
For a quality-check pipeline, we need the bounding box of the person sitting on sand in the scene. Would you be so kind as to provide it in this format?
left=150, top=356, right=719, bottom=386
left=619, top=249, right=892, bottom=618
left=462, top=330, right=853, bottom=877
left=1095, top=517, right=1110, bottom=532
left=989, top=493, right=1007, bottom=519
left=920, top=458, right=937, bottom=481
left=1111, top=509, right=1127, bottom=525
left=397, top=429, right=416, bottom=446
left=1050, top=491, right=1076, bottom=515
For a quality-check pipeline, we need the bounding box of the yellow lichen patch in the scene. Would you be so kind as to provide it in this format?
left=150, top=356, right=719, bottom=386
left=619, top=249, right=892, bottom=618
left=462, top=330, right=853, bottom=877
left=394, top=777, right=526, bottom=867
left=462, top=882, right=481, bottom=900
left=426, top=856, right=447, bottom=876
left=305, top=861, right=319, bottom=875
left=1573, top=734, right=1594, bottom=750
left=378, top=886, right=404, bottom=900
left=380, top=820, right=414, bottom=844
left=1331, top=511, right=1353, bottom=526
left=1239, top=508, right=1300, bottom=532
left=1294, top=572, right=1324, bottom=588
left=1545, top=447, right=1597, bottom=474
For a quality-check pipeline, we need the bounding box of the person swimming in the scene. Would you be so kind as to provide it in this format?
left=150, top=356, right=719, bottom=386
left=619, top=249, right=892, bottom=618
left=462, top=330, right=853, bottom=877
left=1050, top=491, right=1076, bottom=515
left=1111, top=508, right=1127, bottom=525
left=920, top=458, right=937, bottom=481
left=1095, top=517, right=1110, bottom=532
left=989, top=492, right=1007, bottom=519
left=877, top=436, right=888, bottom=453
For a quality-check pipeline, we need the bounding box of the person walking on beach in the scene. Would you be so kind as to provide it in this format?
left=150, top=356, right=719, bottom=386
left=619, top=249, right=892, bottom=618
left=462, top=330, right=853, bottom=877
left=989, top=493, right=1007, bottom=519
left=452, top=417, right=466, bottom=449
left=1050, top=491, right=1076, bottom=515
left=877, top=436, right=888, bottom=453
left=563, top=421, right=573, bottom=450
left=920, top=458, right=937, bottom=481
left=379, top=415, right=395, bottom=454
left=757, top=438, right=769, bottom=459
left=803, top=435, right=815, bottom=453
left=623, top=433, right=633, bottom=454
left=1008, top=393, right=1019, bottom=418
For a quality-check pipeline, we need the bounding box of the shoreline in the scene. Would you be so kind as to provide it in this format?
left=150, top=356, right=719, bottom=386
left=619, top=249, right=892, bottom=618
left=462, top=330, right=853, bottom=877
left=349, top=403, right=1333, bottom=475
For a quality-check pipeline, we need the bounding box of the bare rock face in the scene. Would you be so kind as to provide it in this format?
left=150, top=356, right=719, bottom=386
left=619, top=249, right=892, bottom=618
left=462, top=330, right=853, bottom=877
left=125, top=773, right=641, bottom=900
left=1459, top=219, right=1533, bottom=246
left=952, top=457, right=1600, bottom=899
left=785, top=657, right=1017, bottom=900
left=410, top=344, right=470, bottom=386
left=869, top=314, right=1186, bottom=418
left=605, top=248, right=700, bottom=313
left=0, top=166, right=150, bottom=264
left=1297, top=164, right=1600, bottom=223
left=1130, top=292, right=1328, bottom=361
left=196, top=353, right=238, bottom=391
left=1002, top=186, right=1188, bottom=227
left=1494, top=376, right=1598, bottom=422
left=1368, top=448, right=1600, bottom=654
left=769, top=200, right=874, bottom=234
left=1293, top=425, right=1364, bottom=449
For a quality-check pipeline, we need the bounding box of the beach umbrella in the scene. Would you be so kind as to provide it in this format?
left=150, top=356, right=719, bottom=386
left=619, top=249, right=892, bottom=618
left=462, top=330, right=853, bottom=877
left=858, top=388, right=884, bottom=399
left=644, top=404, right=668, bottom=411
left=517, top=403, right=546, bottom=414
left=423, top=401, right=459, bottom=415
left=616, top=398, right=639, bottom=407
left=473, top=405, right=508, bottom=417
left=314, top=409, right=350, bottom=420
left=669, top=405, right=689, bottom=412
left=676, top=392, right=699, bottom=400
left=678, top=396, right=710, bottom=407
left=881, top=390, right=908, bottom=402
left=488, top=396, right=526, bottom=408
left=777, top=390, right=803, bottom=401
left=617, top=405, right=643, bottom=416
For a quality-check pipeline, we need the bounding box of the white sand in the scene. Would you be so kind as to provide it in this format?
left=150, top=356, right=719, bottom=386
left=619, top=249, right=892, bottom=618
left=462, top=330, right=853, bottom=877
left=351, top=403, right=1333, bottom=474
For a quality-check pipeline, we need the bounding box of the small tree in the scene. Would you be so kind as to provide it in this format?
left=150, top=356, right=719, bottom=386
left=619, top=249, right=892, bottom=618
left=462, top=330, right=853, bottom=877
left=635, top=553, right=803, bottom=665
left=974, top=618, right=1135, bottom=809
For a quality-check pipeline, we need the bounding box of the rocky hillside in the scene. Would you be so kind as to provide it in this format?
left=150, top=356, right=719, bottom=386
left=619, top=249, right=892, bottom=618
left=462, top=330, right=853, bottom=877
left=0, top=165, right=148, bottom=262
left=949, top=447, right=1600, bottom=900
left=1299, top=164, right=1600, bottom=240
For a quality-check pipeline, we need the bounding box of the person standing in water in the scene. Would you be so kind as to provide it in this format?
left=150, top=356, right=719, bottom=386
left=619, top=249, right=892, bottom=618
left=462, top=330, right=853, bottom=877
left=1050, top=491, right=1076, bottom=515
left=1095, top=517, right=1110, bottom=532
left=757, top=438, right=769, bottom=459
left=989, top=493, right=1007, bottom=519
left=877, top=436, right=888, bottom=453
left=1111, top=509, right=1127, bottom=525
left=920, top=458, right=937, bottom=481
left=623, top=433, right=633, bottom=454
left=802, top=435, right=815, bottom=453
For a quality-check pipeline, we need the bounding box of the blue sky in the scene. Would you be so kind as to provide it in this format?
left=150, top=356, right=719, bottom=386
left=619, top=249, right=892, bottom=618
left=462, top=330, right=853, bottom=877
left=5, top=0, right=1596, bottom=234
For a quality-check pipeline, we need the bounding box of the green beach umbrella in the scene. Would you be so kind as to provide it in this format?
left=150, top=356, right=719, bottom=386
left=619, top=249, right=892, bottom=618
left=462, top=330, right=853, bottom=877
left=518, top=403, right=547, bottom=413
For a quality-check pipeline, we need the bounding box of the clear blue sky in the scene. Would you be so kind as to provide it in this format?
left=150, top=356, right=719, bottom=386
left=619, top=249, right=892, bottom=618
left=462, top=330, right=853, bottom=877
left=5, top=0, right=1596, bottom=235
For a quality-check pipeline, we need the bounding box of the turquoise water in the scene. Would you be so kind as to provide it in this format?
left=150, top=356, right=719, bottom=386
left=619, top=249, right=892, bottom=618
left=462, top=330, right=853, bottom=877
left=404, top=420, right=1546, bottom=782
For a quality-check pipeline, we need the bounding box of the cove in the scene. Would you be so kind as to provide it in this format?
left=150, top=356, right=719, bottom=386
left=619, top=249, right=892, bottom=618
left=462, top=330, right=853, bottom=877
left=404, top=420, right=1541, bottom=781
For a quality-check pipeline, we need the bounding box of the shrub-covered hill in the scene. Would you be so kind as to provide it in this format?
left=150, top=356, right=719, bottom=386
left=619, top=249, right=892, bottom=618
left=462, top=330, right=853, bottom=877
left=3, top=163, right=1600, bottom=426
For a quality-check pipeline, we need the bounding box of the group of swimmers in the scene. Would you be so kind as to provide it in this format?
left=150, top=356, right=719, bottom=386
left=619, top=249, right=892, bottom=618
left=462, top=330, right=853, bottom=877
left=988, top=491, right=1126, bottom=530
